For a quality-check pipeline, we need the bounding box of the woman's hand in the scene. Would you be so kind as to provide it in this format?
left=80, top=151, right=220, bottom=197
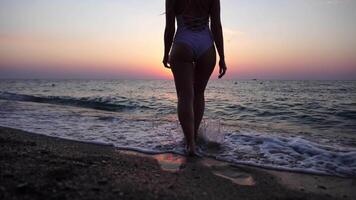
left=218, top=59, right=227, bottom=79
left=163, top=54, right=171, bottom=69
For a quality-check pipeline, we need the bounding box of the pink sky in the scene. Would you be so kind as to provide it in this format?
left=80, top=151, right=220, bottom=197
left=0, top=0, right=355, bottom=80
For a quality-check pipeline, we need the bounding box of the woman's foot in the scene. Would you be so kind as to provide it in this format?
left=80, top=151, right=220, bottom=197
left=186, top=143, right=197, bottom=157
left=194, top=132, right=198, bottom=144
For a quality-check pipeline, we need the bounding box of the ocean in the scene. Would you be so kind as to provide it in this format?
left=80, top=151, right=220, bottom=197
left=0, top=80, right=355, bottom=177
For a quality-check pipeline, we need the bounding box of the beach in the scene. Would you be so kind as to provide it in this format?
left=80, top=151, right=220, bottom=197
left=1, top=126, right=354, bottom=200
left=1, top=80, right=356, bottom=178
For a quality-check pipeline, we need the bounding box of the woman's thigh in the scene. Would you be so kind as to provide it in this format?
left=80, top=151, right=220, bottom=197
left=194, top=46, right=216, bottom=94
left=170, top=43, right=195, bottom=99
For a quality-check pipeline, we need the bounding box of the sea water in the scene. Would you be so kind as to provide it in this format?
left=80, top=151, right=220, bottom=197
left=0, top=80, right=355, bottom=177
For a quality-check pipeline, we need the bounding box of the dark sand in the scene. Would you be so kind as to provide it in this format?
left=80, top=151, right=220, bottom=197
left=0, top=127, right=355, bottom=200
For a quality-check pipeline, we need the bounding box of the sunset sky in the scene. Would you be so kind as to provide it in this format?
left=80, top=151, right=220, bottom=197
left=0, top=0, right=355, bottom=80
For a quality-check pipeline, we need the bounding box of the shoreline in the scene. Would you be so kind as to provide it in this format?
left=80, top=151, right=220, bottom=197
left=1, top=124, right=352, bottom=178
left=0, top=126, right=354, bottom=199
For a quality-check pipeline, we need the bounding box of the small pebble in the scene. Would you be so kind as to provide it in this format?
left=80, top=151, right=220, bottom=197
left=40, top=150, right=49, bottom=154
left=112, top=189, right=120, bottom=193
left=98, top=179, right=108, bottom=185
left=317, top=185, right=327, bottom=190
left=16, top=182, right=29, bottom=189
left=15, top=182, right=35, bottom=194
left=3, top=172, right=14, bottom=178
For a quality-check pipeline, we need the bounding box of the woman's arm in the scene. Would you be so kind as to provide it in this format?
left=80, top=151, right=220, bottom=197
left=210, top=0, right=227, bottom=78
left=163, top=0, right=176, bottom=68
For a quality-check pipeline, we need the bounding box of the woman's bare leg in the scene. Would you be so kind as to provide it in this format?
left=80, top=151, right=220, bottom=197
left=193, top=46, right=216, bottom=142
left=170, top=43, right=196, bottom=155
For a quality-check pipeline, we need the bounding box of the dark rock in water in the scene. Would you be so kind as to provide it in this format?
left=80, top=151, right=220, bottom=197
left=234, top=82, right=238, bottom=85
left=51, top=84, right=56, bottom=87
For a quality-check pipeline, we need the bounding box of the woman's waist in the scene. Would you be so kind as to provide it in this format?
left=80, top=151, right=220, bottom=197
left=174, top=29, right=213, bottom=45
left=175, top=27, right=212, bottom=38
left=176, top=15, right=210, bottom=32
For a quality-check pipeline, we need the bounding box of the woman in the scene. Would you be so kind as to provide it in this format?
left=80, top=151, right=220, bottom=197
left=163, top=0, right=227, bottom=156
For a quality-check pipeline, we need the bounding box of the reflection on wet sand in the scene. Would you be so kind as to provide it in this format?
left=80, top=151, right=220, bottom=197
left=153, top=153, right=187, bottom=172
left=153, top=153, right=256, bottom=186
left=120, top=150, right=255, bottom=186
left=201, top=158, right=256, bottom=186
left=265, top=170, right=355, bottom=199
left=212, top=169, right=256, bottom=186
left=119, top=150, right=187, bottom=172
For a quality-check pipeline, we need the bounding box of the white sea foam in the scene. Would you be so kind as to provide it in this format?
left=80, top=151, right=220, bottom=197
left=198, top=119, right=224, bottom=145
left=211, top=131, right=356, bottom=176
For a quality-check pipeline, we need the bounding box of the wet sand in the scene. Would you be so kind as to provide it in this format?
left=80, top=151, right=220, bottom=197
left=0, top=126, right=354, bottom=200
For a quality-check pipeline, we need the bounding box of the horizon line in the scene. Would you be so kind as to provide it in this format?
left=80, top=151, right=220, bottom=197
left=0, top=78, right=355, bottom=81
